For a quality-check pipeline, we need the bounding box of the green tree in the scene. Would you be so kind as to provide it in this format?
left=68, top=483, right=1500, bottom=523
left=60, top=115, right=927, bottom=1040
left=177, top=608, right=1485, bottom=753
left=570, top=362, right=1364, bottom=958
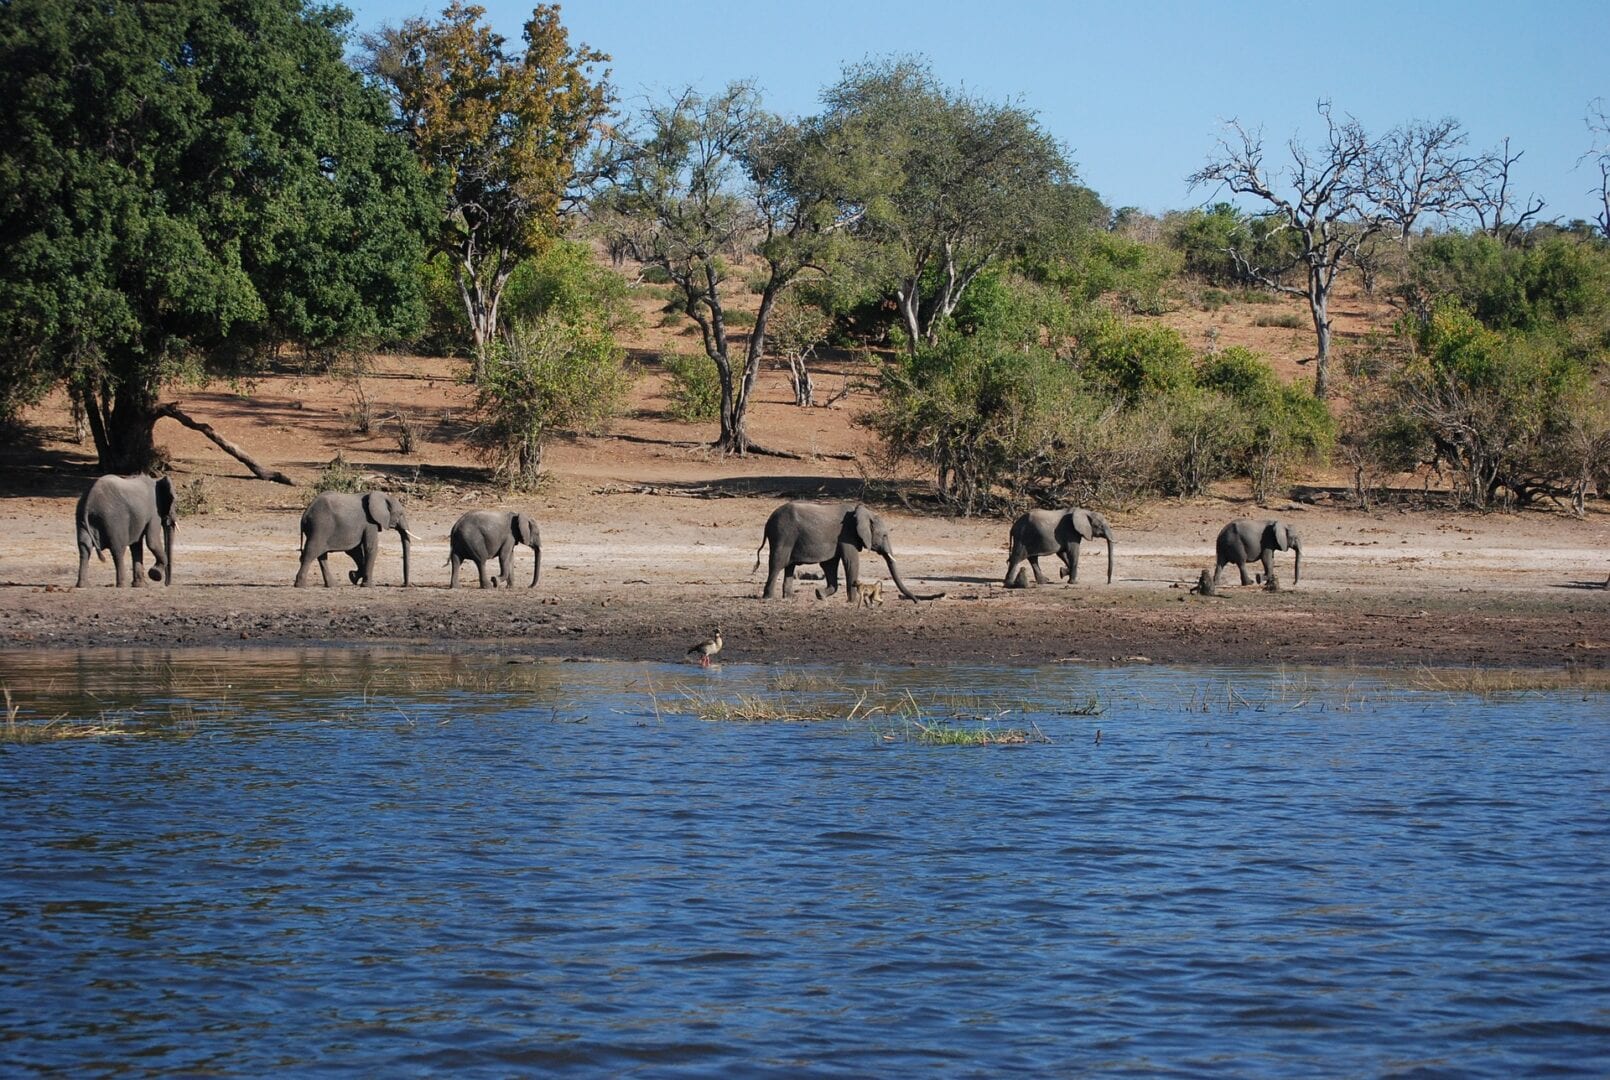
left=820, top=58, right=1072, bottom=353
left=364, top=2, right=612, bottom=368
left=606, top=84, right=845, bottom=453
left=0, top=0, right=434, bottom=473
left=469, top=316, right=632, bottom=487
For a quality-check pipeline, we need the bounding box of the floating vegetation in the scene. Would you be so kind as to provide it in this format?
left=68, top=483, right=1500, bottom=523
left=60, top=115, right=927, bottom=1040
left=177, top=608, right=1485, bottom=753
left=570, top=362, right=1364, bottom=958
left=901, top=720, right=1044, bottom=746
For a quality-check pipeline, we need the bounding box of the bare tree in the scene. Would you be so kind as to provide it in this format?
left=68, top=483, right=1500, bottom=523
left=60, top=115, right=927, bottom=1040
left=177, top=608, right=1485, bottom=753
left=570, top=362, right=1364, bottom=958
left=1464, top=137, right=1546, bottom=244
left=1372, top=117, right=1479, bottom=246
left=1582, top=98, right=1610, bottom=239
left=1189, top=102, right=1387, bottom=399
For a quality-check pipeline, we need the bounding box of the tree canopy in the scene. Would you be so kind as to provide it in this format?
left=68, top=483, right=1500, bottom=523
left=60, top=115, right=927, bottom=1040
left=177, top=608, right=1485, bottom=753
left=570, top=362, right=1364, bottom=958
left=363, top=2, right=613, bottom=365
left=0, top=0, right=434, bottom=472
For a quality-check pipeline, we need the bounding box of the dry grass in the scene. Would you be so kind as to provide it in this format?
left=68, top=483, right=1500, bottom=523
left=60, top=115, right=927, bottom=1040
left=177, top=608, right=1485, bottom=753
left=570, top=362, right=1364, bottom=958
left=0, top=685, right=201, bottom=743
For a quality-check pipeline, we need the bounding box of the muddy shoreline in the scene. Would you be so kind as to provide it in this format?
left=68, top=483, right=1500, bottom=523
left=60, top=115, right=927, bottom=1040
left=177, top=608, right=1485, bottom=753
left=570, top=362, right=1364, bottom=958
left=5, top=579, right=1608, bottom=670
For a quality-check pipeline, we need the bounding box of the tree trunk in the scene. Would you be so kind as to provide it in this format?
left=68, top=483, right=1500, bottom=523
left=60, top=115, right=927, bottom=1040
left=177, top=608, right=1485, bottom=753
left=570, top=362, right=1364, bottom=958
left=154, top=403, right=295, bottom=485
left=103, top=378, right=162, bottom=474
left=1309, top=274, right=1332, bottom=400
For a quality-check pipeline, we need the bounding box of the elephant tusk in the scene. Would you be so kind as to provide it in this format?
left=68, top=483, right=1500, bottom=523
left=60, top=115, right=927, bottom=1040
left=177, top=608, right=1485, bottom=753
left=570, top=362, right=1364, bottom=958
left=405, top=529, right=422, bottom=541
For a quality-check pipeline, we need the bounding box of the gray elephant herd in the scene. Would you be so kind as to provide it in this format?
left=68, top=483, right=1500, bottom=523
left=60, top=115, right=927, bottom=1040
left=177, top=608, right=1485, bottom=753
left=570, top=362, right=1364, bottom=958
left=74, top=474, right=1299, bottom=596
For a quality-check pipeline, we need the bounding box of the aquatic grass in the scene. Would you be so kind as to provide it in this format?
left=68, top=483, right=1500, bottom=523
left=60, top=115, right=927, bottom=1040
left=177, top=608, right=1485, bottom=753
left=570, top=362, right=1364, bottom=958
left=1410, top=666, right=1610, bottom=698
left=902, top=720, right=1044, bottom=746
left=0, top=686, right=211, bottom=742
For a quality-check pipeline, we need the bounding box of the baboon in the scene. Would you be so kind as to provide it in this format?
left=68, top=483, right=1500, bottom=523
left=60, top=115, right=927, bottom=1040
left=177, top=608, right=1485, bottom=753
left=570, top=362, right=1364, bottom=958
left=1190, top=569, right=1217, bottom=596
left=1263, top=570, right=1282, bottom=593
left=852, top=580, right=885, bottom=607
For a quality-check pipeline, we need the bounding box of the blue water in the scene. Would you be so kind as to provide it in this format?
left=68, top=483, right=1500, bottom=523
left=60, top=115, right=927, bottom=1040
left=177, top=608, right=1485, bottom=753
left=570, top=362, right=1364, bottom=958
left=1, top=649, right=1607, bottom=1076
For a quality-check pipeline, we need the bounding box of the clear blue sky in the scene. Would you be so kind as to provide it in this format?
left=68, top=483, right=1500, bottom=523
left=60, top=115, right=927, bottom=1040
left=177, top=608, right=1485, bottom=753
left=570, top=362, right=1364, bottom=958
left=341, top=0, right=1610, bottom=222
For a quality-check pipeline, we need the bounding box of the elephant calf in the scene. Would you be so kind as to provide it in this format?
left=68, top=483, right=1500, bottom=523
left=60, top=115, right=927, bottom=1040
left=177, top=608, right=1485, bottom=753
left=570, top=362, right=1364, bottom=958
left=1214, top=518, right=1301, bottom=587
left=75, top=474, right=176, bottom=588
left=449, top=510, right=541, bottom=588
left=1005, top=507, right=1114, bottom=587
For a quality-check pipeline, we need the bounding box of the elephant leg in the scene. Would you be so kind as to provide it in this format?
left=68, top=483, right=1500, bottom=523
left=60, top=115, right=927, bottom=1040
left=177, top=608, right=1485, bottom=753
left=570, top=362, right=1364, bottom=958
left=1029, top=555, right=1049, bottom=585
left=318, top=553, right=336, bottom=588
left=1067, top=542, right=1081, bottom=584
left=1213, top=560, right=1227, bottom=587
left=763, top=549, right=785, bottom=599
left=1261, top=551, right=1275, bottom=584
left=346, top=545, right=367, bottom=586
left=111, top=544, right=129, bottom=588
left=294, top=548, right=315, bottom=587
left=781, top=564, right=797, bottom=598
left=823, top=556, right=844, bottom=597
left=77, top=547, right=92, bottom=588
left=1236, top=558, right=1253, bottom=586
left=477, top=558, right=491, bottom=589
left=449, top=554, right=461, bottom=589
left=129, top=538, right=146, bottom=587
left=360, top=536, right=378, bottom=587
left=497, top=551, right=512, bottom=588
left=1004, top=543, right=1029, bottom=588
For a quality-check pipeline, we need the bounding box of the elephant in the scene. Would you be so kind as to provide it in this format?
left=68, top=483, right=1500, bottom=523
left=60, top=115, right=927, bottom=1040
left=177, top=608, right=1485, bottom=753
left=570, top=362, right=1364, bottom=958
left=295, top=491, right=413, bottom=587
left=75, top=474, right=176, bottom=588
left=449, top=510, right=541, bottom=588
left=1004, top=508, right=1114, bottom=587
left=1214, top=518, right=1301, bottom=587
left=752, top=500, right=944, bottom=602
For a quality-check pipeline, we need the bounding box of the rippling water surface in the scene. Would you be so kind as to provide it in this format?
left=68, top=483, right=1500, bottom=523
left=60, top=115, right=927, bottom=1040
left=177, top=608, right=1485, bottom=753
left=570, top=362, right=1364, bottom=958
left=1, top=648, right=1607, bottom=1076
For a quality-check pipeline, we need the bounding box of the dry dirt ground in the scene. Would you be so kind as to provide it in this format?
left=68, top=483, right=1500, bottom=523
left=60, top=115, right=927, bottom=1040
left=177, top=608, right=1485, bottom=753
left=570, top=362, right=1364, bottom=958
left=4, top=281, right=1609, bottom=670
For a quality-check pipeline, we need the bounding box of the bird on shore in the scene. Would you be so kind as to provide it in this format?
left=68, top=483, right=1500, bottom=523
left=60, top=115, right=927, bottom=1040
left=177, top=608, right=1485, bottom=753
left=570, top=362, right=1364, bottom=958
left=687, top=628, right=723, bottom=667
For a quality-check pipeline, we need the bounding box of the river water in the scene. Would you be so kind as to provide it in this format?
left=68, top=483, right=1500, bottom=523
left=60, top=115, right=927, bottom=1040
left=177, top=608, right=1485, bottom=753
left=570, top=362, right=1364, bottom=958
left=1, top=649, right=1607, bottom=1076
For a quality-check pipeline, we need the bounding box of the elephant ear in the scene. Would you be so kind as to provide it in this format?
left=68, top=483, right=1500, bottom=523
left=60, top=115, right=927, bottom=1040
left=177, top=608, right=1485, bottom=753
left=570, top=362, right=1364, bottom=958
left=851, top=506, right=874, bottom=550
left=154, top=476, right=177, bottom=524
left=1067, top=510, right=1095, bottom=541
left=1264, top=521, right=1289, bottom=551
left=516, top=514, right=539, bottom=546
left=362, top=491, right=393, bottom=529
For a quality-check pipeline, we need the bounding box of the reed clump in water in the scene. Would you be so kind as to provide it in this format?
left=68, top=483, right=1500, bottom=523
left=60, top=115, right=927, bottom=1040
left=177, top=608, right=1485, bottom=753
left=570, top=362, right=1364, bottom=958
left=0, top=686, right=205, bottom=742
left=1411, top=666, right=1610, bottom=697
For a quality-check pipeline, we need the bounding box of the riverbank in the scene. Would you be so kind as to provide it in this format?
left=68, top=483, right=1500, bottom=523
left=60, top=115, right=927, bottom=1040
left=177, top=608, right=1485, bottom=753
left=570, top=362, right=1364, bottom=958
left=5, top=492, right=1608, bottom=668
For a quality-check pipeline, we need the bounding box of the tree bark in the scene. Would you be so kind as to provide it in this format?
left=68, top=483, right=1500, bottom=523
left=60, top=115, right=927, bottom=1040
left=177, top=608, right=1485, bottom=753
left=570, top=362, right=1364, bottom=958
left=154, top=403, right=296, bottom=485
left=1308, top=268, right=1332, bottom=400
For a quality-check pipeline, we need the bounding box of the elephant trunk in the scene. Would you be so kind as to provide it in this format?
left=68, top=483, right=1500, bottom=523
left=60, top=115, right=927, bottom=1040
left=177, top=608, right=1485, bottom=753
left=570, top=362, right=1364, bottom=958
left=530, top=544, right=541, bottom=587
left=161, top=520, right=174, bottom=585
left=1291, top=537, right=1301, bottom=586
left=398, top=526, right=412, bottom=586
left=880, top=551, right=944, bottom=602
left=1105, top=535, right=1114, bottom=585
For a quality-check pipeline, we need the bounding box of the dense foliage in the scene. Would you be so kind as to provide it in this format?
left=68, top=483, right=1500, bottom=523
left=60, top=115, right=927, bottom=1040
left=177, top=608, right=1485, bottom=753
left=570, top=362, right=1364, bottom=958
left=0, top=0, right=434, bottom=471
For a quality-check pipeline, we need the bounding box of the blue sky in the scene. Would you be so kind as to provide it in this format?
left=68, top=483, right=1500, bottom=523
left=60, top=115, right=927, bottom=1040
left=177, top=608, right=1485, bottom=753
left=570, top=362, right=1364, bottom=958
left=341, top=0, right=1610, bottom=222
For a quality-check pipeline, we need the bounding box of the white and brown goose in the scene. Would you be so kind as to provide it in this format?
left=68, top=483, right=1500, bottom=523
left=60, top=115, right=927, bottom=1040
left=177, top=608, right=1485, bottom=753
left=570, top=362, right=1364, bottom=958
left=687, top=628, right=723, bottom=668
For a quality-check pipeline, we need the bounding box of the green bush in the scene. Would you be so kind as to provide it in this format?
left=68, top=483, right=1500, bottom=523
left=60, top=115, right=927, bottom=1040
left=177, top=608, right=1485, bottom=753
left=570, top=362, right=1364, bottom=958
left=1399, top=232, right=1610, bottom=337
left=1199, top=347, right=1334, bottom=501
left=661, top=351, right=722, bottom=422
left=501, top=241, right=638, bottom=333
left=722, top=309, right=756, bottom=329
left=313, top=453, right=365, bottom=495
left=869, top=332, right=1082, bottom=515
left=470, top=317, right=633, bottom=489
left=1073, top=316, right=1196, bottom=398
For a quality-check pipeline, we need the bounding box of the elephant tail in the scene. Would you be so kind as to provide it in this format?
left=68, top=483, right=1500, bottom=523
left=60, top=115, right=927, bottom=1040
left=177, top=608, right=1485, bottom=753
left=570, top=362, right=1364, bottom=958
left=75, top=516, right=106, bottom=560
left=751, top=534, right=769, bottom=576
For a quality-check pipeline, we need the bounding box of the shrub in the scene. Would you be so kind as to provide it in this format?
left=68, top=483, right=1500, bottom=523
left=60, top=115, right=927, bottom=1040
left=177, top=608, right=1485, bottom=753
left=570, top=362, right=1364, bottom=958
left=469, top=317, right=633, bottom=489
left=501, top=241, right=638, bottom=333
left=313, top=453, right=365, bottom=495
left=1254, top=312, right=1306, bottom=329
left=1072, top=316, right=1196, bottom=398
left=869, top=330, right=1085, bottom=515
left=176, top=477, right=210, bottom=516
left=722, top=309, right=756, bottom=329
left=661, top=351, right=722, bottom=422
left=1199, top=347, right=1334, bottom=501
